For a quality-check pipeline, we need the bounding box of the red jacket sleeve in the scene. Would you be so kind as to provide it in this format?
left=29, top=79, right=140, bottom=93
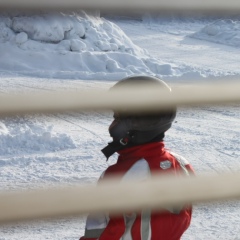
left=99, top=216, right=125, bottom=240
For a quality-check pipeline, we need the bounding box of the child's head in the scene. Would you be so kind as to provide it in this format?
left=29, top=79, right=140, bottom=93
left=108, top=75, right=176, bottom=146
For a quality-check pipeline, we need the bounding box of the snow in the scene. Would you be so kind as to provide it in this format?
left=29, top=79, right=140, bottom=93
left=0, top=117, right=75, bottom=156
left=0, top=11, right=157, bottom=80
left=0, top=11, right=240, bottom=240
left=190, top=19, right=240, bottom=48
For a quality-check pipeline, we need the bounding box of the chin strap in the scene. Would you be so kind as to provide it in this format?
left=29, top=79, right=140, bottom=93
left=101, top=141, right=127, bottom=160
left=101, top=132, right=165, bottom=160
left=102, top=131, right=134, bottom=160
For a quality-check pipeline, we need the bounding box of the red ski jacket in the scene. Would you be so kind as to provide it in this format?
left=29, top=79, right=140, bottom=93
left=80, top=141, right=194, bottom=240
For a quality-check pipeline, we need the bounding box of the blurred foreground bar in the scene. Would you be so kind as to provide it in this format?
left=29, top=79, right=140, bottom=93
left=1, top=172, right=240, bottom=223
left=0, top=81, right=239, bottom=117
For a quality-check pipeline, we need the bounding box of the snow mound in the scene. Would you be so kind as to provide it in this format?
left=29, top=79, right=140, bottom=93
left=0, top=11, right=174, bottom=80
left=0, top=120, right=76, bottom=155
left=189, top=19, right=240, bottom=48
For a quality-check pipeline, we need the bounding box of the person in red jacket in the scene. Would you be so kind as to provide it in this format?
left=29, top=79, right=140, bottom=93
left=80, top=76, right=194, bottom=240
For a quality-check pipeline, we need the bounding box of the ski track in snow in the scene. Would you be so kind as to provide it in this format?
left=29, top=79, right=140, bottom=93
left=0, top=18, right=240, bottom=240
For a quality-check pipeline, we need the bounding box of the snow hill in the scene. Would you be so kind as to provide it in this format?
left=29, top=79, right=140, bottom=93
left=0, top=11, right=174, bottom=80
left=3, top=12, right=240, bottom=81
left=190, top=19, right=240, bottom=48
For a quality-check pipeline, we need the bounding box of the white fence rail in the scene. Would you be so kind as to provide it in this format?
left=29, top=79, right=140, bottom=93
left=0, top=81, right=239, bottom=116
left=1, top=172, right=240, bottom=223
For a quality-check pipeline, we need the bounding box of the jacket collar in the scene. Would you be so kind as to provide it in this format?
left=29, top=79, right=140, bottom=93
left=118, top=141, right=165, bottom=159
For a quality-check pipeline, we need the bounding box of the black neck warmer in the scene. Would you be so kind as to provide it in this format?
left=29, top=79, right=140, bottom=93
left=101, top=133, right=165, bottom=160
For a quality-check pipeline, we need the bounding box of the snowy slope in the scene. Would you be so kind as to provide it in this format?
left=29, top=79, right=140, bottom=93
left=112, top=16, right=240, bottom=81
left=0, top=13, right=240, bottom=240
left=0, top=11, right=173, bottom=80
left=190, top=19, right=240, bottom=48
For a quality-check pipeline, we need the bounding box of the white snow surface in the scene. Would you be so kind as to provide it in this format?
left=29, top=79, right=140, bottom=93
left=0, top=12, right=240, bottom=240
left=190, top=19, right=240, bottom=48
left=0, top=11, right=156, bottom=80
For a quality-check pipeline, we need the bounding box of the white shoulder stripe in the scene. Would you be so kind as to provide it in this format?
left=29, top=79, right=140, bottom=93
left=169, top=151, right=190, bottom=176
left=169, top=151, right=189, bottom=165
left=121, top=158, right=151, bottom=182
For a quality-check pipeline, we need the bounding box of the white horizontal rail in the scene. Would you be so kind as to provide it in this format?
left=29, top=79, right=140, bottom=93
left=1, top=172, right=240, bottom=223
left=0, top=82, right=239, bottom=116
left=0, top=0, right=240, bottom=12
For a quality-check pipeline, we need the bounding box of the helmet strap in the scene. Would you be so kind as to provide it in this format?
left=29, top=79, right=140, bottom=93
left=101, top=131, right=133, bottom=160
left=101, top=140, right=127, bottom=160
left=101, top=132, right=165, bottom=160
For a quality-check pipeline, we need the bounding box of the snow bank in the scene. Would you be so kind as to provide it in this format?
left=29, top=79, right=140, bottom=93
left=0, top=120, right=76, bottom=156
left=142, top=14, right=240, bottom=49
left=1, top=13, right=239, bottom=81
left=189, top=19, right=240, bottom=48
left=0, top=11, right=174, bottom=80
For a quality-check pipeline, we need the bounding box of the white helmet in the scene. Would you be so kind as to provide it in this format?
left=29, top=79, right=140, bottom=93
left=102, top=76, right=176, bottom=159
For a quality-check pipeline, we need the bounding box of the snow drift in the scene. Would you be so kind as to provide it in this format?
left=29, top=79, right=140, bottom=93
left=0, top=11, right=175, bottom=79
left=0, top=119, right=76, bottom=156
left=189, top=19, right=240, bottom=48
